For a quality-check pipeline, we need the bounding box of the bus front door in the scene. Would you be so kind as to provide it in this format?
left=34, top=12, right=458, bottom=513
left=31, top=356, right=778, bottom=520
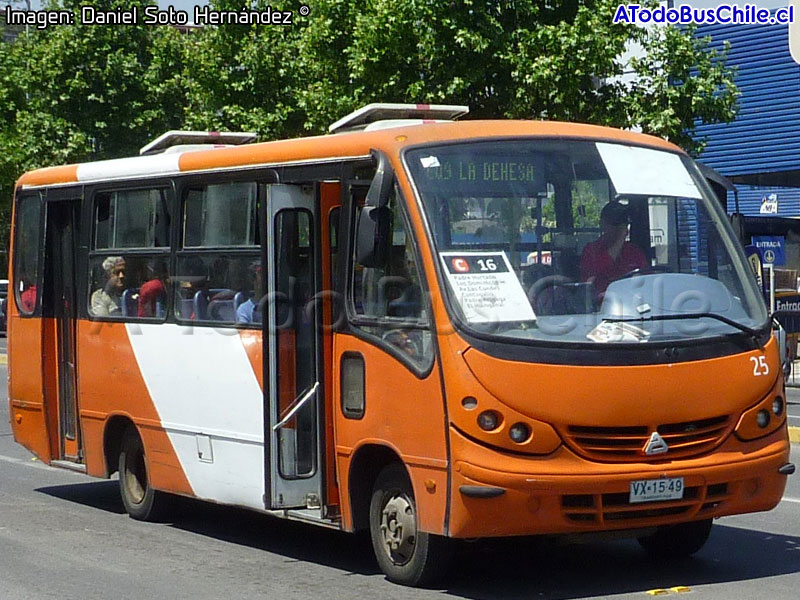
left=266, top=184, right=323, bottom=510
left=44, top=198, right=81, bottom=463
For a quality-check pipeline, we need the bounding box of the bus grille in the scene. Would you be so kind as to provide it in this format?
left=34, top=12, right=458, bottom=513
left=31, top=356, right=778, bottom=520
left=563, top=415, right=732, bottom=462
left=561, top=482, right=731, bottom=525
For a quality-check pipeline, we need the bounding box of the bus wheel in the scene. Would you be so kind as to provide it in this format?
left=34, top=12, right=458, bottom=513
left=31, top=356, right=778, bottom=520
left=638, top=518, right=713, bottom=559
left=368, top=463, right=452, bottom=587
left=118, top=428, right=163, bottom=521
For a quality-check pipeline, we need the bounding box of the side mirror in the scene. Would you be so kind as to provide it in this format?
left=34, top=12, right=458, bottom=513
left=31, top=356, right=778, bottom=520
left=365, top=150, right=394, bottom=209
left=774, top=319, right=789, bottom=378
left=355, top=149, right=395, bottom=268
left=356, top=205, right=391, bottom=268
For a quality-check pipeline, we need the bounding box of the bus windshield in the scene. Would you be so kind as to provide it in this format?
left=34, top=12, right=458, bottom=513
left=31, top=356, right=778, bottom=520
left=406, top=139, right=768, bottom=344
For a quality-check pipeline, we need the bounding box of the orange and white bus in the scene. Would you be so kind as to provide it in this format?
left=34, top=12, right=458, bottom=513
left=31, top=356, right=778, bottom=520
left=7, top=104, right=794, bottom=586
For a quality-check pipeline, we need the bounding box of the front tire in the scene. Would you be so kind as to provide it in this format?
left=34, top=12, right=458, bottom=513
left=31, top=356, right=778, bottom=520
left=638, top=518, right=713, bottom=559
left=118, top=427, right=165, bottom=521
left=369, top=463, right=452, bottom=587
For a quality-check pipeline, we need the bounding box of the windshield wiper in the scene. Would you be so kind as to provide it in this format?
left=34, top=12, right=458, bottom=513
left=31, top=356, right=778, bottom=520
left=605, top=313, right=765, bottom=346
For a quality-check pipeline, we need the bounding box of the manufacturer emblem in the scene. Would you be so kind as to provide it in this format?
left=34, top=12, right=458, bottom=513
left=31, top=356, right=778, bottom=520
left=643, top=432, right=669, bottom=456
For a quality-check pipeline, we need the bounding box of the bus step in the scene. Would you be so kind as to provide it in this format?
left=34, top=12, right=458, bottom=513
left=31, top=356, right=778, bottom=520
left=50, top=460, right=87, bottom=474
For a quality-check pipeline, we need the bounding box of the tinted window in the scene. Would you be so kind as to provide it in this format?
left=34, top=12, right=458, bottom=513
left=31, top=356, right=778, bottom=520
left=183, top=182, right=258, bottom=247
left=14, top=195, right=42, bottom=315
left=94, top=188, right=170, bottom=249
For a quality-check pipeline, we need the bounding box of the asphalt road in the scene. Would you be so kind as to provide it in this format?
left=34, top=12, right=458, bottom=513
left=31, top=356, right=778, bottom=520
left=1, top=363, right=799, bottom=599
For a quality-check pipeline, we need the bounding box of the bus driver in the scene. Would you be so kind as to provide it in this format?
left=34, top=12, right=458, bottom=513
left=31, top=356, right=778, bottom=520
left=580, top=201, right=647, bottom=297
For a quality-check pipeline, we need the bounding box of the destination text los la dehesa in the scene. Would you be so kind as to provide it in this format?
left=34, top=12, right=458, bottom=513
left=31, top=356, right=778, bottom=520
left=3, top=5, right=296, bottom=29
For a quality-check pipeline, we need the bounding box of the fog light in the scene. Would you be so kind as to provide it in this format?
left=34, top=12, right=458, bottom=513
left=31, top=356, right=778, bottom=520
left=462, top=396, right=478, bottom=410
left=477, top=410, right=500, bottom=431
left=756, top=409, right=770, bottom=428
left=772, top=397, right=784, bottom=416
left=509, top=422, right=531, bottom=444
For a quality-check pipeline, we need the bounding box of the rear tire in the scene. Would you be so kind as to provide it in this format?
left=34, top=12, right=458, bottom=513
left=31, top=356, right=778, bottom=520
left=118, top=427, right=165, bottom=521
left=368, top=463, right=453, bottom=587
left=638, top=518, right=713, bottom=559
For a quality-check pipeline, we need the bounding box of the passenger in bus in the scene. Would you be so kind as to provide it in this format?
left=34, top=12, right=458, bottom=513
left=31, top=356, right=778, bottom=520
left=20, top=283, right=37, bottom=312
left=138, top=259, right=168, bottom=318
left=580, top=201, right=647, bottom=297
left=236, top=262, right=263, bottom=324
left=91, top=256, right=126, bottom=316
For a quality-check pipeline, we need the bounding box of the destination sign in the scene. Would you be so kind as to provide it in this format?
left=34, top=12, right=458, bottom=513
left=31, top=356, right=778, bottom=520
left=415, top=153, right=545, bottom=197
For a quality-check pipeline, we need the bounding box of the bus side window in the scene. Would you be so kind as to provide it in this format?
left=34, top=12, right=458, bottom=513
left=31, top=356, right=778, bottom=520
left=14, top=194, right=43, bottom=315
left=350, top=191, right=433, bottom=372
left=175, top=182, right=261, bottom=326
left=89, top=188, right=171, bottom=321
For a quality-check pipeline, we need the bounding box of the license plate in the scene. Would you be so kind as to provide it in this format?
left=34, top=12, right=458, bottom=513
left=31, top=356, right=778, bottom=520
left=629, top=477, right=684, bottom=504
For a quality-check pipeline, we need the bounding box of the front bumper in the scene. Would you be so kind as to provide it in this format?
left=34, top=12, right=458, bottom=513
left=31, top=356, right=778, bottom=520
left=447, top=426, right=791, bottom=538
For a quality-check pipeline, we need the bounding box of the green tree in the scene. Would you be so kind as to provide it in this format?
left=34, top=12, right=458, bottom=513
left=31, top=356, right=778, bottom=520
left=179, top=0, right=306, bottom=138
left=0, top=0, right=192, bottom=257
left=296, top=0, right=736, bottom=152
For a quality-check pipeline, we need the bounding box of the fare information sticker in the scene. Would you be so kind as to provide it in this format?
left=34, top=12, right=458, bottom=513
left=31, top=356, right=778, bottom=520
left=440, top=252, right=535, bottom=323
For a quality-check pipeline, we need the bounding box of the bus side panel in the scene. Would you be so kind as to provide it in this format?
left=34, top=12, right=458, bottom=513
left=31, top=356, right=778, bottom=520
left=7, top=311, right=52, bottom=463
left=238, top=330, right=263, bottom=390
left=332, top=335, right=448, bottom=535
left=113, top=321, right=265, bottom=509
left=76, top=320, right=194, bottom=495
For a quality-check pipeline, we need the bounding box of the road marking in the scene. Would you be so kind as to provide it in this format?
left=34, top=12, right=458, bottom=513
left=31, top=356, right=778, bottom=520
left=782, top=497, right=800, bottom=504
left=790, top=427, right=800, bottom=444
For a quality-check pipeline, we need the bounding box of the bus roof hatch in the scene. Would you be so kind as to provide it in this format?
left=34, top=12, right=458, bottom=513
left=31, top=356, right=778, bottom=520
left=139, top=130, right=258, bottom=156
left=328, top=103, right=469, bottom=134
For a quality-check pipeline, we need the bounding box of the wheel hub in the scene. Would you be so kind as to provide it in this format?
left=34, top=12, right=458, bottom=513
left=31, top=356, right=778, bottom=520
left=125, top=451, right=146, bottom=504
left=380, top=494, right=416, bottom=565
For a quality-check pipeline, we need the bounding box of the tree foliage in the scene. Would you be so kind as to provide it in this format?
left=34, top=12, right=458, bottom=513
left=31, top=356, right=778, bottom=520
left=0, top=0, right=738, bottom=269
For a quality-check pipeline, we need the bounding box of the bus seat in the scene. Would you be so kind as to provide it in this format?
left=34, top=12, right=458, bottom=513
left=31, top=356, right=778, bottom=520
left=179, top=298, right=193, bottom=319
left=121, top=288, right=139, bottom=317
left=193, top=290, right=208, bottom=321
left=208, top=299, right=235, bottom=322
left=234, top=291, right=247, bottom=310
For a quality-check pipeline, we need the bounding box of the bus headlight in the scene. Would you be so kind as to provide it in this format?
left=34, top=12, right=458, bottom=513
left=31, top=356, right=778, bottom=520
left=509, top=423, right=531, bottom=444
left=477, top=410, right=501, bottom=431
left=735, top=385, right=787, bottom=441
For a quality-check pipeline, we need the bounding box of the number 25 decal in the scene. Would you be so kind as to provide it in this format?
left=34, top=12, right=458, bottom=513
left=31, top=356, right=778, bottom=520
left=750, top=356, right=770, bottom=376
